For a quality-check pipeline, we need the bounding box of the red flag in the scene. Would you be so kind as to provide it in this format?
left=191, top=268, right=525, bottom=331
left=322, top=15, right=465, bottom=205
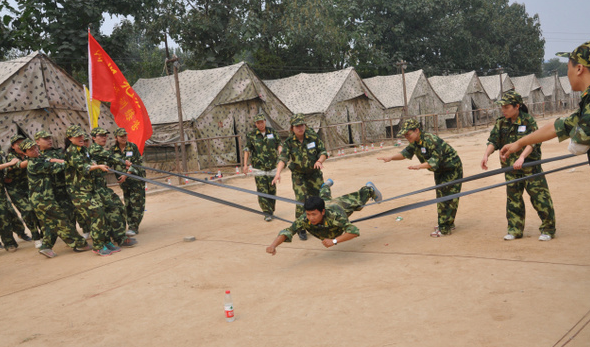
left=88, top=32, right=152, bottom=153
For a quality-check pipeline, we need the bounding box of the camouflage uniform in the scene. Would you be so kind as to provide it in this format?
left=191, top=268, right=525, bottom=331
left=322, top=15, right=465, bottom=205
left=64, top=126, right=109, bottom=250
left=244, top=115, right=282, bottom=215
left=400, top=121, right=463, bottom=235
left=555, top=42, right=590, bottom=161
left=488, top=95, right=556, bottom=238
left=5, top=144, right=42, bottom=240
left=21, top=140, right=87, bottom=250
left=110, top=128, right=146, bottom=233
left=88, top=134, right=128, bottom=245
left=279, top=116, right=328, bottom=220
left=278, top=185, right=375, bottom=242
left=38, top=142, right=78, bottom=229
left=0, top=149, right=24, bottom=249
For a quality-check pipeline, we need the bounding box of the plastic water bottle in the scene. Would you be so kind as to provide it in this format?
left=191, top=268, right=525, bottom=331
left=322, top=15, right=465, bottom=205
left=224, top=290, right=235, bottom=322
left=167, top=178, right=171, bottom=185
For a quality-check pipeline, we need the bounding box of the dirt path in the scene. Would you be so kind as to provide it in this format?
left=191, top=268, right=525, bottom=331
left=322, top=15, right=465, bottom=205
left=1, top=115, right=589, bottom=347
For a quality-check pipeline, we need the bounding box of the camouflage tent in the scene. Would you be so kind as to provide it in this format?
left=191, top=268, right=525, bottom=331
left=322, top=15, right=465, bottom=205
left=560, top=76, right=582, bottom=109
left=511, top=75, right=545, bottom=115
left=264, top=67, right=385, bottom=150
left=0, top=52, right=118, bottom=152
left=479, top=73, right=514, bottom=101
left=428, top=71, right=493, bottom=127
left=133, top=62, right=292, bottom=170
left=538, top=76, right=567, bottom=113
left=364, top=69, right=446, bottom=134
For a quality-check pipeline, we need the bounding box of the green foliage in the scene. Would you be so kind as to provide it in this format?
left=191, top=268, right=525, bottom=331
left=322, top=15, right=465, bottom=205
left=1, top=0, right=546, bottom=83
left=542, top=58, right=568, bottom=77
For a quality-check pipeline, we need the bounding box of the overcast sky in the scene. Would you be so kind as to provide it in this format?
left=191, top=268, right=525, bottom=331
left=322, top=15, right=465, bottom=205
left=99, top=1, right=590, bottom=63
left=509, top=0, right=590, bottom=61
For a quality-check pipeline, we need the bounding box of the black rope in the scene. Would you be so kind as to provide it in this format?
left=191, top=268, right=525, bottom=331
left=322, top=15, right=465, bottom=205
left=108, top=168, right=294, bottom=224
left=365, top=154, right=576, bottom=206
left=351, top=161, right=587, bottom=223
left=125, top=162, right=303, bottom=206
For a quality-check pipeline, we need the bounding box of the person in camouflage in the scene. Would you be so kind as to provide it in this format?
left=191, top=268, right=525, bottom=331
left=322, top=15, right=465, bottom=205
left=377, top=118, right=463, bottom=237
left=35, top=130, right=79, bottom=233
left=110, top=127, right=146, bottom=236
left=272, top=114, right=328, bottom=240
left=501, top=41, right=590, bottom=166
left=64, top=125, right=114, bottom=256
left=89, top=127, right=137, bottom=248
left=0, top=151, right=23, bottom=253
left=266, top=180, right=382, bottom=255
left=243, top=113, right=282, bottom=221
left=5, top=134, right=37, bottom=243
left=20, top=139, right=91, bottom=258
left=483, top=91, right=556, bottom=241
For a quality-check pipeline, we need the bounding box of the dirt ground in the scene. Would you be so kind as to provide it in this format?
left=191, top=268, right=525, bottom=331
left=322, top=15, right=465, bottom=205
left=1, top=114, right=589, bottom=347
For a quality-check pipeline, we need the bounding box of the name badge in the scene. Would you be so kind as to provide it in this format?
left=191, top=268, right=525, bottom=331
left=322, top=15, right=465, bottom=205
left=267, top=134, right=274, bottom=139
left=307, top=142, right=316, bottom=149
left=421, top=147, right=426, bottom=154
left=517, top=125, right=526, bottom=133
left=126, top=151, right=133, bottom=157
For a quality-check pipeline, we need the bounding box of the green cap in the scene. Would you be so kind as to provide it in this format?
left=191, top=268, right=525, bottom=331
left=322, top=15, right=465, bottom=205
left=83, top=133, right=90, bottom=141
left=113, top=127, right=128, bottom=136
left=19, top=139, right=36, bottom=151
left=496, top=90, right=523, bottom=106
left=556, top=41, right=590, bottom=68
left=290, top=113, right=306, bottom=126
left=66, top=125, right=85, bottom=138
left=398, top=118, right=421, bottom=136
left=253, top=113, right=266, bottom=122
left=34, top=130, right=53, bottom=140
left=90, top=127, right=110, bottom=136
left=10, top=134, right=25, bottom=144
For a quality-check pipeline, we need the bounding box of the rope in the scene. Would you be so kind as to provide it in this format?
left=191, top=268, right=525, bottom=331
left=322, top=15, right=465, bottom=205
left=365, top=154, right=576, bottom=206
left=108, top=168, right=294, bottom=224
left=128, top=162, right=303, bottom=206
left=351, top=161, right=587, bottom=223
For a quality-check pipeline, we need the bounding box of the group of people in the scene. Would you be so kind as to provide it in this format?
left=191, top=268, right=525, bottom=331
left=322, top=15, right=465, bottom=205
left=259, top=41, right=590, bottom=255
left=0, top=125, right=146, bottom=258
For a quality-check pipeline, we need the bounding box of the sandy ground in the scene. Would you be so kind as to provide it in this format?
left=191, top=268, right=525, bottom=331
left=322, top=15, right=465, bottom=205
left=1, top=114, right=589, bottom=347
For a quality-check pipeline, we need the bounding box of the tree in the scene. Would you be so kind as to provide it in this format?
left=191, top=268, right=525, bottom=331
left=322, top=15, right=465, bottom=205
left=542, top=58, right=568, bottom=77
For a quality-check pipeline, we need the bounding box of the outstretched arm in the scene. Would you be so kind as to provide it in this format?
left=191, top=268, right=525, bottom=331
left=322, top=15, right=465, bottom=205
left=266, top=235, right=287, bottom=255
left=320, top=232, right=358, bottom=248
left=377, top=152, right=406, bottom=163
left=500, top=122, right=557, bottom=160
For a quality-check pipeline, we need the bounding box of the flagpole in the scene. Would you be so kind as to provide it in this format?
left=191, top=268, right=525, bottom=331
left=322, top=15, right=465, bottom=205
left=83, top=84, right=93, bottom=130
left=87, top=28, right=93, bottom=131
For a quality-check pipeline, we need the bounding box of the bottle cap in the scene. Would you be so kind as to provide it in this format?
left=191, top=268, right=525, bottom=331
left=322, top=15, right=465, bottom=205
left=225, top=290, right=230, bottom=294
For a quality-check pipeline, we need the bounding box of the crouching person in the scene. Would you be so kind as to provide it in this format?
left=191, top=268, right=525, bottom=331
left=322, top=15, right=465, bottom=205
left=266, top=180, right=382, bottom=255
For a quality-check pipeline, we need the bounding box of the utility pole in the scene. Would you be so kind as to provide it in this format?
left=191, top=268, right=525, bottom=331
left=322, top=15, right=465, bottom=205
left=166, top=56, right=188, bottom=173
left=498, top=68, right=504, bottom=97
left=396, top=60, right=409, bottom=119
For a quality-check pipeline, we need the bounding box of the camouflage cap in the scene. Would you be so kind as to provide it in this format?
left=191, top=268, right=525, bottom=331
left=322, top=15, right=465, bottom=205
left=113, top=127, right=128, bottom=136
left=290, top=113, right=306, bottom=126
left=34, top=130, right=53, bottom=140
left=66, top=125, right=85, bottom=138
left=556, top=41, right=590, bottom=68
left=10, top=134, right=25, bottom=144
left=253, top=113, right=266, bottom=122
left=496, top=90, right=523, bottom=106
left=90, top=127, right=110, bottom=136
left=398, top=118, right=421, bottom=136
left=19, top=139, right=36, bottom=151
left=83, top=133, right=90, bottom=141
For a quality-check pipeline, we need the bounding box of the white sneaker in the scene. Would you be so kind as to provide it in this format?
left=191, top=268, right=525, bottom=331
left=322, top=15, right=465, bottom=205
left=503, top=234, right=516, bottom=241
left=539, top=234, right=552, bottom=241
left=82, top=233, right=90, bottom=240
left=34, top=240, right=42, bottom=249
left=126, top=230, right=137, bottom=236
